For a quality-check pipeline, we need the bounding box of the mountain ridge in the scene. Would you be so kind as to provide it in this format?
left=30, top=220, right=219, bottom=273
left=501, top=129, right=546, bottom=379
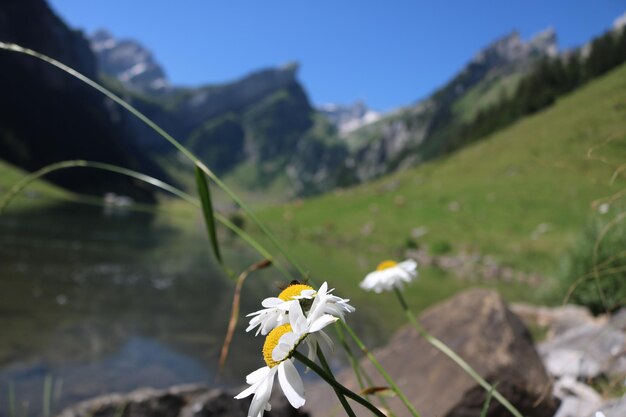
left=2, top=0, right=623, bottom=204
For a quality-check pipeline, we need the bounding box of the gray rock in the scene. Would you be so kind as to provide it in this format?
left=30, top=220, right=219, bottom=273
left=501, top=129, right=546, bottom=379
left=305, top=289, right=558, bottom=417
left=552, top=376, right=602, bottom=417
left=55, top=384, right=308, bottom=417
left=538, top=323, right=625, bottom=379
left=510, top=304, right=597, bottom=338
left=542, top=348, right=603, bottom=380
left=90, top=30, right=170, bottom=94
left=554, top=397, right=601, bottom=417
left=609, top=308, right=626, bottom=331
left=594, top=395, right=626, bottom=417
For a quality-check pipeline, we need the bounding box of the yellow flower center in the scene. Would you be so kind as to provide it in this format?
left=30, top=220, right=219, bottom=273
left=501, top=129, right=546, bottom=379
left=263, top=324, right=293, bottom=367
left=278, top=284, right=314, bottom=301
left=376, top=260, right=398, bottom=271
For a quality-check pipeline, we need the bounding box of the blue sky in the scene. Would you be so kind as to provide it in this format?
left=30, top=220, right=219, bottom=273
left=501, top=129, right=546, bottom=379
left=49, top=1, right=625, bottom=111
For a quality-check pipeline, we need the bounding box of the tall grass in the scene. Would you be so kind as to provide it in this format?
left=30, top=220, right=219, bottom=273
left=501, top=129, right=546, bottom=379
left=561, top=203, right=626, bottom=314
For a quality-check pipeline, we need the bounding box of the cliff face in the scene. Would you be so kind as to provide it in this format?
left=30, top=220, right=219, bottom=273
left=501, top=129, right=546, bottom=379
left=0, top=0, right=166, bottom=200
left=317, top=101, right=381, bottom=136
left=91, top=29, right=170, bottom=94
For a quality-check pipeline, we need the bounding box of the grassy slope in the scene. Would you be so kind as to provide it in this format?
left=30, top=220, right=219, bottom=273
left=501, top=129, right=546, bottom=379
left=452, top=72, right=523, bottom=123
left=256, top=63, right=626, bottom=306
left=0, top=159, right=68, bottom=209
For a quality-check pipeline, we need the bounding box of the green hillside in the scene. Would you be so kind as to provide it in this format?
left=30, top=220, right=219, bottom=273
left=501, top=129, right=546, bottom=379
left=0, top=160, right=68, bottom=209
left=257, top=63, right=626, bottom=302
left=452, top=72, right=523, bottom=123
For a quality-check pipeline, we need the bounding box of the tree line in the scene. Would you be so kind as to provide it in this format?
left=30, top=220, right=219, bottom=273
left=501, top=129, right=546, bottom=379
left=447, top=25, right=626, bottom=152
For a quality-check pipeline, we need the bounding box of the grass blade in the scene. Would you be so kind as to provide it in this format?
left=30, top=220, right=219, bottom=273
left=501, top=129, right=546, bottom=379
left=43, top=375, right=52, bottom=417
left=8, top=382, right=16, bottom=417
left=480, top=383, right=497, bottom=417
left=195, top=166, right=222, bottom=264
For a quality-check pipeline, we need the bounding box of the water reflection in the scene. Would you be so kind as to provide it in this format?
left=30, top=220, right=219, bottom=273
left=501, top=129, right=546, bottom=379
left=3, top=337, right=211, bottom=412
left=0, top=202, right=279, bottom=414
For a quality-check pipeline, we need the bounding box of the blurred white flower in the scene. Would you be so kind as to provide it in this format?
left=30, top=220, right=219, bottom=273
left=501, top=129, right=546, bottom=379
left=598, top=203, right=610, bottom=214
left=360, top=259, right=418, bottom=293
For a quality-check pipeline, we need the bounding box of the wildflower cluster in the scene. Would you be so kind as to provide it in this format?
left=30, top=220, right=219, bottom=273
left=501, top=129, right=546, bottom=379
left=236, top=282, right=354, bottom=417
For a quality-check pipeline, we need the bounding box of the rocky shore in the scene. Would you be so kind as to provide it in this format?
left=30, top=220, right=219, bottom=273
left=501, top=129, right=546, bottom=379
left=56, top=290, right=625, bottom=417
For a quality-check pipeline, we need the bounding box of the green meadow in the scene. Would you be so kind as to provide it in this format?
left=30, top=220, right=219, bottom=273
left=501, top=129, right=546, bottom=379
left=0, top=160, right=69, bottom=210
left=254, top=63, right=626, bottom=307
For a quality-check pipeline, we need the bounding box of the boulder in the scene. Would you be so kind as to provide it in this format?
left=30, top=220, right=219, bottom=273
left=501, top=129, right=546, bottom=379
left=55, top=384, right=308, bottom=417
left=609, top=308, right=626, bottom=331
left=538, top=323, right=625, bottom=379
left=305, top=289, right=558, bottom=417
left=552, top=376, right=602, bottom=417
left=510, top=303, right=598, bottom=339
left=595, top=396, right=626, bottom=417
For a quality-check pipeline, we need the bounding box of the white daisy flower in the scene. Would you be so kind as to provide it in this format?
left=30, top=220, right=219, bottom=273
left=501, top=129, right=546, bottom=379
left=360, top=259, right=418, bottom=293
left=235, top=301, right=338, bottom=417
left=246, top=283, right=315, bottom=336
left=307, top=282, right=355, bottom=323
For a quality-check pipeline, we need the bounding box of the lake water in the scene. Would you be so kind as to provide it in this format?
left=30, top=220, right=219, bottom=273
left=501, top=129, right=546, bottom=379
left=0, top=202, right=312, bottom=415
left=0, top=197, right=425, bottom=417
left=0, top=199, right=480, bottom=416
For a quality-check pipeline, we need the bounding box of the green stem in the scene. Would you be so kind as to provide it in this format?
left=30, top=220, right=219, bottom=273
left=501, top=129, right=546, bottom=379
left=293, top=351, right=386, bottom=417
left=335, top=325, right=397, bottom=417
left=318, top=348, right=357, bottom=417
left=335, top=324, right=366, bottom=389
left=393, top=288, right=524, bottom=417
left=8, top=382, right=16, bottom=417
left=340, top=321, right=421, bottom=417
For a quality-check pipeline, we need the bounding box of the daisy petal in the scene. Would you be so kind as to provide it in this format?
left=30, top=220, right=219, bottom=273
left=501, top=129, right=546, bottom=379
left=317, top=329, right=334, bottom=352
left=249, top=369, right=275, bottom=417
left=261, top=297, right=284, bottom=308
left=309, top=314, right=338, bottom=333
left=246, top=366, right=272, bottom=385
left=288, top=301, right=308, bottom=335
left=278, top=360, right=305, bottom=408
left=234, top=383, right=257, bottom=400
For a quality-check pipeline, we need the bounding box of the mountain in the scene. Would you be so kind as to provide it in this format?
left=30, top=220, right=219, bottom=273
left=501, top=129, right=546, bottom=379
left=121, top=27, right=559, bottom=197
left=89, top=29, right=349, bottom=199
left=90, top=29, right=170, bottom=94
left=335, top=29, right=559, bottom=184
left=0, top=0, right=168, bottom=200
left=3, top=1, right=620, bottom=204
left=0, top=0, right=345, bottom=202
left=318, top=101, right=381, bottom=136
left=257, top=62, right=626, bottom=280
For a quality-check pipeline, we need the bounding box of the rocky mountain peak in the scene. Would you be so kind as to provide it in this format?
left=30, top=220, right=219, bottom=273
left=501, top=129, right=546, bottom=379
left=90, top=29, right=170, bottom=94
left=528, top=27, right=558, bottom=57
left=471, top=31, right=522, bottom=66
left=318, top=101, right=381, bottom=136
left=471, top=28, right=558, bottom=68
